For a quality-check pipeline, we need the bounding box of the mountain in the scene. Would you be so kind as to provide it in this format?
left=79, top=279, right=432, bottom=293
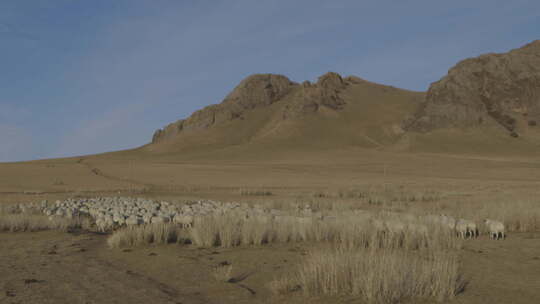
left=146, top=40, right=540, bottom=156
left=147, top=72, right=422, bottom=154
left=405, top=40, right=540, bottom=137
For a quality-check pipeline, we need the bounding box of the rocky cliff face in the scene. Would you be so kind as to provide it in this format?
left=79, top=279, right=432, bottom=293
left=406, top=40, right=540, bottom=136
left=152, top=74, right=297, bottom=143
left=152, top=72, right=352, bottom=143
left=282, top=72, right=348, bottom=119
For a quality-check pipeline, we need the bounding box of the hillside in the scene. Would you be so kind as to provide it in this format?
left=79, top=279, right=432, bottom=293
left=406, top=40, right=540, bottom=135
left=146, top=72, right=423, bottom=156
left=145, top=40, right=540, bottom=157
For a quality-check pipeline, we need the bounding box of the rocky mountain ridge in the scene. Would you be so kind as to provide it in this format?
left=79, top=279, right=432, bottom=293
left=405, top=40, right=540, bottom=136
left=151, top=40, right=540, bottom=147
left=151, top=72, right=355, bottom=143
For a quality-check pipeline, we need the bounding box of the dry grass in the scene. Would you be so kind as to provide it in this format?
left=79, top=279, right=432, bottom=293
left=115, top=212, right=461, bottom=252
left=0, top=214, right=85, bottom=232
left=238, top=188, right=273, bottom=196
left=412, top=199, right=540, bottom=233
left=189, top=216, right=220, bottom=247
left=107, top=223, right=187, bottom=248
left=330, top=187, right=442, bottom=203
left=179, top=210, right=466, bottom=303
left=271, top=246, right=464, bottom=303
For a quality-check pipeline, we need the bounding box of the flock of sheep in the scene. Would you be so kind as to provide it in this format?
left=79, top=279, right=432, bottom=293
left=9, top=197, right=506, bottom=240
left=423, top=214, right=505, bottom=240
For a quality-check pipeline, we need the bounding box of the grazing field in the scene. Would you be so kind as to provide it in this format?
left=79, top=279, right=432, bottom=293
left=1, top=147, right=540, bottom=303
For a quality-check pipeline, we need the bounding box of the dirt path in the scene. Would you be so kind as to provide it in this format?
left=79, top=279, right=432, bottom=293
left=78, top=158, right=154, bottom=190
left=0, top=231, right=209, bottom=304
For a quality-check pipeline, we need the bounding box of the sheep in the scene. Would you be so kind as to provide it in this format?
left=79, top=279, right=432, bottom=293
left=455, top=219, right=469, bottom=239
left=464, top=219, right=478, bottom=238
left=455, top=219, right=478, bottom=239
left=125, top=216, right=141, bottom=226
left=173, top=214, right=194, bottom=228
left=95, top=217, right=112, bottom=233
left=440, top=214, right=456, bottom=230
left=484, top=219, right=505, bottom=240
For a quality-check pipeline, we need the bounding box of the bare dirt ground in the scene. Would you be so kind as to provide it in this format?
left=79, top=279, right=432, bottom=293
left=1, top=231, right=540, bottom=304
left=1, top=148, right=540, bottom=303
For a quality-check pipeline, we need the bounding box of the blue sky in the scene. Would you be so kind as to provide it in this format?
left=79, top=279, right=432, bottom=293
left=0, top=0, right=538, bottom=162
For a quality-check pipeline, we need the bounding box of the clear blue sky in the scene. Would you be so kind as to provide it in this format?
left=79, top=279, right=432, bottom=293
left=1, top=0, right=538, bottom=162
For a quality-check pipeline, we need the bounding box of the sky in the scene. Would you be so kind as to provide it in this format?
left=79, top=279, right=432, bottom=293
left=0, top=0, right=539, bottom=162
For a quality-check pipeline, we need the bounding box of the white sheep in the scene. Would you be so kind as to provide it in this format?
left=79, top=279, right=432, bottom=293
left=125, top=216, right=141, bottom=226
left=173, top=214, right=194, bottom=228
left=464, top=219, right=478, bottom=238
left=440, top=214, right=456, bottom=230
left=455, top=219, right=469, bottom=239
left=484, top=219, right=505, bottom=240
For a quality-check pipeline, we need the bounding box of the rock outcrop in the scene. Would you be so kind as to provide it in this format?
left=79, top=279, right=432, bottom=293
left=152, top=72, right=352, bottom=144
left=152, top=74, right=296, bottom=143
left=282, top=72, right=348, bottom=118
left=405, top=40, right=540, bottom=136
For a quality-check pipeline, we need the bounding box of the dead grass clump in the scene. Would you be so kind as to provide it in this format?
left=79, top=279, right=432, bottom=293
left=216, top=216, right=242, bottom=248
left=272, top=246, right=464, bottom=303
left=183, top=212, right=461, bottom=251
left=239, top=188, right=273, bottom=196
left=189, top=215, right=272, bottom=247
left=0, top=214, right=82, bottom=232
left=240, top=218, right=271, bottom=246
left=336, top=187, right=442, bottom=204
left=189, top=216, right=220, bottom=247
left=107, top=224, right=186, bottom=248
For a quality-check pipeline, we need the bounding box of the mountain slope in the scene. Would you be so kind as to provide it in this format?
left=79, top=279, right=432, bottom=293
left=145, top=72, right=423, bottom=155
left=145, top=40, right=540, bottom=158
left=405, top=40, right=540, bottom=137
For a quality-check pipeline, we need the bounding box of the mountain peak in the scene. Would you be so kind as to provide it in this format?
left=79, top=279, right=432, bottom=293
left=405, top=40, right=540, bottom=136
left=152, top=73, right=297, bottom=143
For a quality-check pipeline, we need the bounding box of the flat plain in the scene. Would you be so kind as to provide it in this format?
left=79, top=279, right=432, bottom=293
left=1, top=145, right=540, bottom=304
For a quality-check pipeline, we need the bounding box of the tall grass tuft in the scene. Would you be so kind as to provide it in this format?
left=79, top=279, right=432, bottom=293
left=271, top=246, right=464, bottom=303
left=107, top=224, right=187, bottom=248
left=0, top=214, right=85, bottom=232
